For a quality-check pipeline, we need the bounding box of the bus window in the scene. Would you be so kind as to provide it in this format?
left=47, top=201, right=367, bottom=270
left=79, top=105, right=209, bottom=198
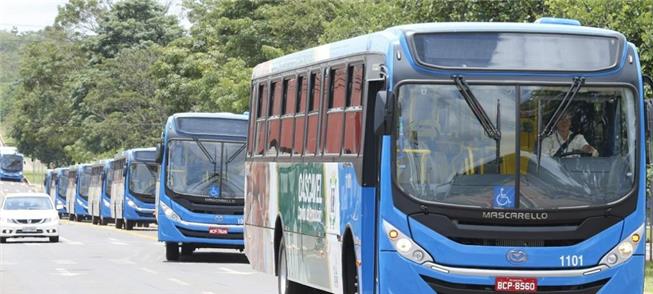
left=324, top=67, right=346, bottom=155
left=267, top=80, right=282, bottom=156
left=343, top=64, right=364, bottom=155
left=293, top=75, right=307, bottom=156
left=305, top=71, right=321, bottom=155
left=280, top=78, right=296, bottom=156
left=247, top=85, right=256, bottom=155
left=255, top=83, right=268, bottom=155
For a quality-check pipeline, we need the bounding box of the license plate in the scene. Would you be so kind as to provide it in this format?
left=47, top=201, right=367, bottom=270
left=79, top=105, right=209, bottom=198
left=22, top=227, right=37, bottom=233
left=208, top=227, right=228, bottom=235
left=495, top=277, right=537, bottom=292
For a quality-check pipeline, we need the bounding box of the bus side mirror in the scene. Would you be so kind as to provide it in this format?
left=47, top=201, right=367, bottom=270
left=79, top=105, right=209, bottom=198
left=374, top=91, right=388, bottom=135
left=644, top=75, right=653, bottom=165
left=155, top=143, right=163, bottom=164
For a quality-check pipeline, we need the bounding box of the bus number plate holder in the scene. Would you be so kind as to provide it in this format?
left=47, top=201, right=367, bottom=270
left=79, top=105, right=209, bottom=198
left=208, top=227, right=228, bottom=235
left=495, top=277, right=537, bottom=292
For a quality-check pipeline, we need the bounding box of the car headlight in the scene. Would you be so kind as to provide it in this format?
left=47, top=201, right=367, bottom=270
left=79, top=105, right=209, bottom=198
left=600, top=224, right=644, bottom=267
left=159, top=201, right=181, bottom=222
left=127, top=199, right=137, bottom=208
left=383, top=221, right=433, bottom=264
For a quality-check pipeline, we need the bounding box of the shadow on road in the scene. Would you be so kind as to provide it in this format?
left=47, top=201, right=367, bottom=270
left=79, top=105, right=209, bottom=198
left=170, top=251, right=250, bottom=264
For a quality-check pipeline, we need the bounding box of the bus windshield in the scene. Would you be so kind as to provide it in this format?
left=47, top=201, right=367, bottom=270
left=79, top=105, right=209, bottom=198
left=1, top=155, right=23, bottom=172
left=395, top=84, right=636, bottom=209
left=129, top=163, right=157, bottom=196
left=57, top=174, right=68, bottom=198
left=79, top=170, right=92, bottom=199
left=167, top=140, right=246, bottom=198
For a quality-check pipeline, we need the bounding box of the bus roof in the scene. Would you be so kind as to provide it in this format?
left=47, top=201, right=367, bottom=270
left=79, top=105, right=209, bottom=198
left=169, top=112, right=248, bottom=121
left=252, top=22, right=625, bottom=79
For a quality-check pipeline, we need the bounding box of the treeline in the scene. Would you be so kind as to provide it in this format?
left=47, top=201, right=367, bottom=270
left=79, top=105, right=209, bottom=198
left=0, top=0, right=651, bottom=166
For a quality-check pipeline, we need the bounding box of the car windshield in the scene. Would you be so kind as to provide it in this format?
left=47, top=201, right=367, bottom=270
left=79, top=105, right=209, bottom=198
left=0, top=155, right=23, bottom=172
left=395, top=84, right=636, bottom=209
left=129, top=163, right=158, bottom=196
left=167, top=140, right=246, bottom=198
left=79, top=170, right=92, bottom=199
left=3, top=197, right=53, bottom=210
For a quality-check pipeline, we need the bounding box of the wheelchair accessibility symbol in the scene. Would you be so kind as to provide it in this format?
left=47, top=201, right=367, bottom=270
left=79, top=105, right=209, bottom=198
left=209, top=184, right=221, bottom=198
left=493, top=186, right=515, bottom=209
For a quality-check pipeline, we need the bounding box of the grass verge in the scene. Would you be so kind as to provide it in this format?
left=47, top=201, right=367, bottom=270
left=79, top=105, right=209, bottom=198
left=23, top=170, right=44, bottom=186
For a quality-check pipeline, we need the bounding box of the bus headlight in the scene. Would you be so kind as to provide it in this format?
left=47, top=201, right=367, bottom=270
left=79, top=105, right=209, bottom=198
left=127, top=199, right=137, bottom=208
left=383, top=221, right=433, bottom=264
left=600, top=224, right=643, bottom=267
left=159, top=201, right=181, bottom=222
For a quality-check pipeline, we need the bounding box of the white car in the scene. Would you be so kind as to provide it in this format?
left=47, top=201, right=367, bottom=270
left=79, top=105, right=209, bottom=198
left=0, top=193, right=60, bottom=243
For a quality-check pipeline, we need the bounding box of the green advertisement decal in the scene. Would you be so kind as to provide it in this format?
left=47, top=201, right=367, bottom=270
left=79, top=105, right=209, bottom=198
left=279, top=163, right=325, bottom=236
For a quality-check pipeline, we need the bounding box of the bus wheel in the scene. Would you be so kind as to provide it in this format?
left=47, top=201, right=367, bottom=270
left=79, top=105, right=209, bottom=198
left=68, top=214, right=75, bottom=221
left=125, top=220, right=135, bottom=230
left=91, top=216, right=98, bottom=225
left=166, top=242, right=180, bottom=261
left=343, top=246, right=359, bottom=294
left=278, top=238, right=301, bottom=294
left=100, top=217, right=108, bottom=226
left=181, top=244, right=194, bottom=256
left=115, top=218, right=124, bottom=229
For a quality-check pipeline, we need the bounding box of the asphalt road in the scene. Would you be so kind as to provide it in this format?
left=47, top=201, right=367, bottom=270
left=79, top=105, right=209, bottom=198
left=0, top=180, right=277, bottom=294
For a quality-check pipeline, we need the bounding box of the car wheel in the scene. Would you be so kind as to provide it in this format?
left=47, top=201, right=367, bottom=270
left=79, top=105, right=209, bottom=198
left=49, top=236, right=59, bottom=243
left=278, top=237, right=301, bottom=294
left=166, top=242, right=180, bottom=261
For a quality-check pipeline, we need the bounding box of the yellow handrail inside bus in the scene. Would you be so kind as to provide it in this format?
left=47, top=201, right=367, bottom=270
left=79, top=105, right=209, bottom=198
left=402, top=149, right=431, bottom=185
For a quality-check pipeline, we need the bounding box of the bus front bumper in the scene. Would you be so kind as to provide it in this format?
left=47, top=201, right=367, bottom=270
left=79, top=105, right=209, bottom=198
left=378, top=251, right=644, bottom=293
left=157, top=212, right=244, bottom=248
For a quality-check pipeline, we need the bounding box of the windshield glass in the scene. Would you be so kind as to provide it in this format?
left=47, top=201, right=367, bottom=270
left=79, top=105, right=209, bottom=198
left=167, top=140, right=246, bottom=198
left=57, top=173, right=68, bottom=199
left=129, top=163, right=158, bottom=196
left=79, top=170, right=92, bottom=199
left=3, top=197, right=53, bottom=210
left=395, top=84, right=636, bottom=209
left=1, top=155, right=23, bottom=172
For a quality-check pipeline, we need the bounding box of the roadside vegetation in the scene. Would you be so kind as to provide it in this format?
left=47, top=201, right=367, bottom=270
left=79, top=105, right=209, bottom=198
left=0, top=0, right=651, bottom=166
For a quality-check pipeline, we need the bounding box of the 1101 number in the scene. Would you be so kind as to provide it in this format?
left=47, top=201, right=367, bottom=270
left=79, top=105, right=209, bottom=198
left=559, top=255, right=583, bottom=267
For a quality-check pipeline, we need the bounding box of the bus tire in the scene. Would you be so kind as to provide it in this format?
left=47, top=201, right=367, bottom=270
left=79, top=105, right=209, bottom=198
left=343, top=243, right=359, bottom=294
left=49, top=236, right=59, bottom=243
left=181, top=244, right=194, bottom=256
left=100, top=217, right=108, bottom=226
left=166, top=242, right=180, bottom=261
left=115, top=218, right=123, bottom=229
left=68, top=214, right=75, bottom=221
left=91, top=216, right=98, bottom=225
left=125, top=220, right=134, bottom=230
left=277, top=238, right=301, bottom=294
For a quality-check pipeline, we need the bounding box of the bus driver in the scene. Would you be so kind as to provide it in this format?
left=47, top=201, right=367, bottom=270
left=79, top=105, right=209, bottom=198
left=541, top=112, right=599, bottom=157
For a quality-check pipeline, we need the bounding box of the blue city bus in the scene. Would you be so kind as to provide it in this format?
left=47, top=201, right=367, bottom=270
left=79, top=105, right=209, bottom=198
left=244, top=19, right=652, bottom=293
left=89, top=160, right=112, bottom=225
left=44, top=169, right=54, bottom=196
left=54, top=167, right=69, bottom=216
left=156, top=112, right=248, bottom=261
left=0, top=147, right=24, bottom=182
left=110, top=148, right=159, bottom=230
left=66, top=164, right=93, bottom=221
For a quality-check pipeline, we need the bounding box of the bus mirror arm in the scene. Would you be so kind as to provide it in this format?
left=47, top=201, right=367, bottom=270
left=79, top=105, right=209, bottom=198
left=155, top=143, right=163, bottom=164
left=644, top=75, right=653, bottom=165
left=374, top=91, right=388, bottom=135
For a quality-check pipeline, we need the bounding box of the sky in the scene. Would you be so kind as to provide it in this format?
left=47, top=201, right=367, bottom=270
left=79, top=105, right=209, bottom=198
left=0, top=0, right=188, bottom=32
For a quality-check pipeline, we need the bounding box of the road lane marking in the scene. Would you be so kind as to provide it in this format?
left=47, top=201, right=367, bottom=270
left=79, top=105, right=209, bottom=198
left=54, top=268, right=81, bottom=277
left=168, top=278, right=189, bottom=286
left=60, top=237, right=84, bottom=246
left=218, top=267, right=255, bottom=275
left=53, top=259, right=77, bottom=265
left=140, top=267, right=157, bottom=274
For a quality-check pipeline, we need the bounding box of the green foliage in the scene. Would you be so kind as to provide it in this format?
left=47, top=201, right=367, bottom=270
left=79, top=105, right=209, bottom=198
left=1, top=0, right=652, bottom=166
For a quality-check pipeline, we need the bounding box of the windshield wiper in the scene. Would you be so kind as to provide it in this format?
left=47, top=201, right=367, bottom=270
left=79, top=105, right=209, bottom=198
left=452, top=75, right=501, bottom=141
left=193, top=137, right=217, bottom=164
left=539, top=77, right=585, bottom=139
left=226, top=144, right=246, bottom=165
left=536, top=77, right=585, bottom=169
